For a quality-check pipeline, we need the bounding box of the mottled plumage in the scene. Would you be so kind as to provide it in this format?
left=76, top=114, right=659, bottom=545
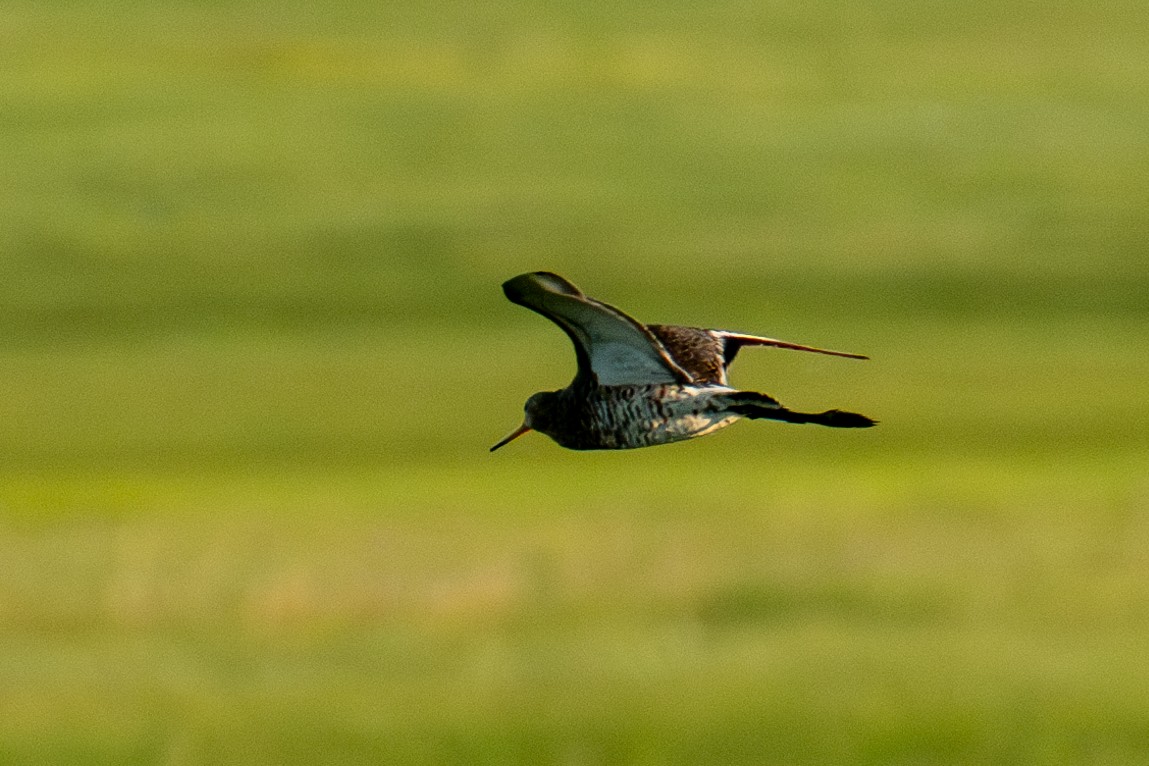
left=491, top=272, right=875, bottom=452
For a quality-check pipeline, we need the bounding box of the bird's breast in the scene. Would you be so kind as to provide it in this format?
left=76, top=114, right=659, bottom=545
left=550, top=384, right=739, bottom=450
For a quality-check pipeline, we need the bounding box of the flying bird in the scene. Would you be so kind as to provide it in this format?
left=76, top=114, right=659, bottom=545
left=491, top=272, right=875, bottom=451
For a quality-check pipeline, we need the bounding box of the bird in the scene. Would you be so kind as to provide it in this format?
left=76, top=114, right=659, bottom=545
left=491, top=272, right=875, bottom=452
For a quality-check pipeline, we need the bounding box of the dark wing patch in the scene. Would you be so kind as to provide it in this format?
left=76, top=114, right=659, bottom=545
left=646, top=325, right=729, bottom=385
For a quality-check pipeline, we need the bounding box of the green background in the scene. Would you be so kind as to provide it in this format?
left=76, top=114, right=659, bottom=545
left=2, top=1, right=1148, bottom=763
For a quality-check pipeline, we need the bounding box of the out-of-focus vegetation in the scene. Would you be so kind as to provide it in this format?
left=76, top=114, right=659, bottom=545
left=1, top=1, right=1147, bottom=763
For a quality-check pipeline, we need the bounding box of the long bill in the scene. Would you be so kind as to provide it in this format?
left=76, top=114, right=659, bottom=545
left=490, top=422, right=532, bottom=452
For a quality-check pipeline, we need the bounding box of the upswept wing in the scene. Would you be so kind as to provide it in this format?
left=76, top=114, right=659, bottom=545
left=502, top=272, right=693, bottom=386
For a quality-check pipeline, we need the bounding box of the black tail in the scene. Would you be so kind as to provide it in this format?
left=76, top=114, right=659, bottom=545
left=726, top=391, right=877, bottom=429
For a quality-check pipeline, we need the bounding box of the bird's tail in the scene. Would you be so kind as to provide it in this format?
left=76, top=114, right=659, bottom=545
left=724, top=391, right=877, bottom=428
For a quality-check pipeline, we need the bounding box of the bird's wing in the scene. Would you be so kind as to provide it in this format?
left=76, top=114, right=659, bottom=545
left=717, top=331, right=869, bottom=369
left=502, top=272, right=694, bottom=386
left=646, top=326, right=868, bottom=385
left=646, top=325, right=730, bottom=385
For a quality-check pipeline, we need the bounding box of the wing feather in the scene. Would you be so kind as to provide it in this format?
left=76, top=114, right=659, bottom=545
left=502, top=272, right=693, bottom=386
left=717, top=331, right=869, bottom=363
left=646, top=325, right=729, bottom=385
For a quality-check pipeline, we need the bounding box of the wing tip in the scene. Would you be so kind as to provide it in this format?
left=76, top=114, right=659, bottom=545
left=718, top=331, right=870, bottom=360
left=502, top=272, right=584, bottom=305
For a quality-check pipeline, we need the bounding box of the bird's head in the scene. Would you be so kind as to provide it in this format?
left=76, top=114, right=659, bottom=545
left=490, top=391, right=562, bottom=452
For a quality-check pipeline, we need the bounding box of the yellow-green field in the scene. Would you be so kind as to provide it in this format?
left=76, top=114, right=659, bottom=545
left=2, top=1, right=1148, bottom=764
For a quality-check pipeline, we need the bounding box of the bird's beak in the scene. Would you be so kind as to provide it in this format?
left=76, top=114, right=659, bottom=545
left=490, top=422, right=532, bottom=452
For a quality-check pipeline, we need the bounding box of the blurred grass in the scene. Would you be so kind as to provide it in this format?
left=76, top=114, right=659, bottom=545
left=2, top=0, right=1149, bottom=764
